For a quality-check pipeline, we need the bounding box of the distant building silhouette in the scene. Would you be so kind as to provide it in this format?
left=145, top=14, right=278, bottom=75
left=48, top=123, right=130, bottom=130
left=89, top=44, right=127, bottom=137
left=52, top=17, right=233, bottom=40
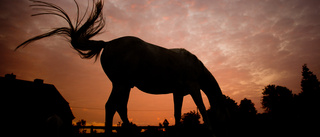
left=1, top=73, right=74, bottom=137
left=163, top=119, right=169, bottom=127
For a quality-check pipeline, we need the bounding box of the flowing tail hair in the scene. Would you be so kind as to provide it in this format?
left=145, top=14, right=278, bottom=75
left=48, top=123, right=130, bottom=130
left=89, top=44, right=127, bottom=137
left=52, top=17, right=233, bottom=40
left=16, top=0, right=105, bottom=61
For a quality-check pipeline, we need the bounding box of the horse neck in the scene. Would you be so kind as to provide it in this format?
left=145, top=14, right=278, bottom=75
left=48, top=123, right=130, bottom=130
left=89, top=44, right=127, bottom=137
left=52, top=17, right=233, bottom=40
left=200, top=67, right=224, bottom=109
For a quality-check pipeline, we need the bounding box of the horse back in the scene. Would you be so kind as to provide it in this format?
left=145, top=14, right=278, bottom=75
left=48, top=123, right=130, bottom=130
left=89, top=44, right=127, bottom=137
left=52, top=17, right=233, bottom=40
left=100, top=36, right=204, bottom=93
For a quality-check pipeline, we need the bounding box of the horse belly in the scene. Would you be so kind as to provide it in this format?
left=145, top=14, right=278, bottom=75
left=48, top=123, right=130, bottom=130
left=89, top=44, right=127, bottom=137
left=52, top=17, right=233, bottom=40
left=133, top=69, right=190, bottom=95
left=134, top=78, right=177, bottom=94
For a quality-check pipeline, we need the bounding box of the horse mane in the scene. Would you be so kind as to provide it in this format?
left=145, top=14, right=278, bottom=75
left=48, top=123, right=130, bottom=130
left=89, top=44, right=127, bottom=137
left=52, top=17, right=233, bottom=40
left=16, top=0, right=105, bottom=60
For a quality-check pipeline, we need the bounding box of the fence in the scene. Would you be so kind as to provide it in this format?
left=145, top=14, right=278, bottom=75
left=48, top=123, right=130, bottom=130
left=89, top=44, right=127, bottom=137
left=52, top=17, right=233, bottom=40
left=74, top=125, right=172, bottom=134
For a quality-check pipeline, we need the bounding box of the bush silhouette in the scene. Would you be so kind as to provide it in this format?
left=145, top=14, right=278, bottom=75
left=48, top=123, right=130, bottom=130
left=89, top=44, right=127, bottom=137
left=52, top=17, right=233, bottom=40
left=181, top=110, right=201, bottom=127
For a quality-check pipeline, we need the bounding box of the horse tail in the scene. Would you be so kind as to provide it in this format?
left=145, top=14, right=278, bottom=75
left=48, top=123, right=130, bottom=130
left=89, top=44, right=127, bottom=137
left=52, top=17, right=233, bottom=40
left=16, top=0, right=105, bottom=61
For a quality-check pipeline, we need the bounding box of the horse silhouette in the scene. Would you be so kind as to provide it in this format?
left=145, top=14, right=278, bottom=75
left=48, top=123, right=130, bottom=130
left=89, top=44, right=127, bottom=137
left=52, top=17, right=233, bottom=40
left=16, top=1, right=227, bottom=136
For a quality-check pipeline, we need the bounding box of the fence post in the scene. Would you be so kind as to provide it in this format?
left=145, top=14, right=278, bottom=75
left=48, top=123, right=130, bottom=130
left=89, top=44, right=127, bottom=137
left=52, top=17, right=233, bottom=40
left=90, top=125, right=94, bottom=134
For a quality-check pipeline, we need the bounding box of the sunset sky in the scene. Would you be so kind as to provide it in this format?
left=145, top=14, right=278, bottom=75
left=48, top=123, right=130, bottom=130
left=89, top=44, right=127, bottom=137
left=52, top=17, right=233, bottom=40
left=1, top=0, right=320, bottom=126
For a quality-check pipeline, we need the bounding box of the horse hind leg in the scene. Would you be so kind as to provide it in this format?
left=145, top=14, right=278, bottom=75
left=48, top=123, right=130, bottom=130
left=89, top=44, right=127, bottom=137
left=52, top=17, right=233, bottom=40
left=115, top=86, right=131, bottom=125
left=105, top=84, right=131, bottom=134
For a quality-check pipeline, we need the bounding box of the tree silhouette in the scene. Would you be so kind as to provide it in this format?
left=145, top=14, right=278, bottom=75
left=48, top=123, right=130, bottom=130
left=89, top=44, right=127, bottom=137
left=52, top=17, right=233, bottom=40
left=296, top=64, right=320, bottom=121
left=223, top=95, right=239, bottom=116
left=300, top=64, right=320, bottom=96
left=257, top=64, right=320, bottom=137
left=239, top=98, right=257, bottom=120
left=262, top=85, right=293, bottom=119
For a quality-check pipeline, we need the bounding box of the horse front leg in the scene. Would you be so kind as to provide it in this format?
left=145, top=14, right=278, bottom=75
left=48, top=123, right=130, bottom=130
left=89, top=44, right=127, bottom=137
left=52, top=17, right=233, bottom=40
left=173, top=93, right=184, bottom=126
left=190, top=90, right=216, bottom=137
left=115, top=86, right=131, bottom=126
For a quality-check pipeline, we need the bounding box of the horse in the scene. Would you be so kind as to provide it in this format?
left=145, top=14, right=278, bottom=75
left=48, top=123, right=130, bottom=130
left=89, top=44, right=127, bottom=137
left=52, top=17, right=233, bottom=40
left=16, top=0, right=227, bottom=136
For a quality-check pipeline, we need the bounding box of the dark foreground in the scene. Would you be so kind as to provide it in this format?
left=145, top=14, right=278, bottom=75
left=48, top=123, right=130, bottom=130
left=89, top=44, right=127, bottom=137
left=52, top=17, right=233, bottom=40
left=74, top=125, right=213, bottom=137
left=72, top=121, right=317, bottom=137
